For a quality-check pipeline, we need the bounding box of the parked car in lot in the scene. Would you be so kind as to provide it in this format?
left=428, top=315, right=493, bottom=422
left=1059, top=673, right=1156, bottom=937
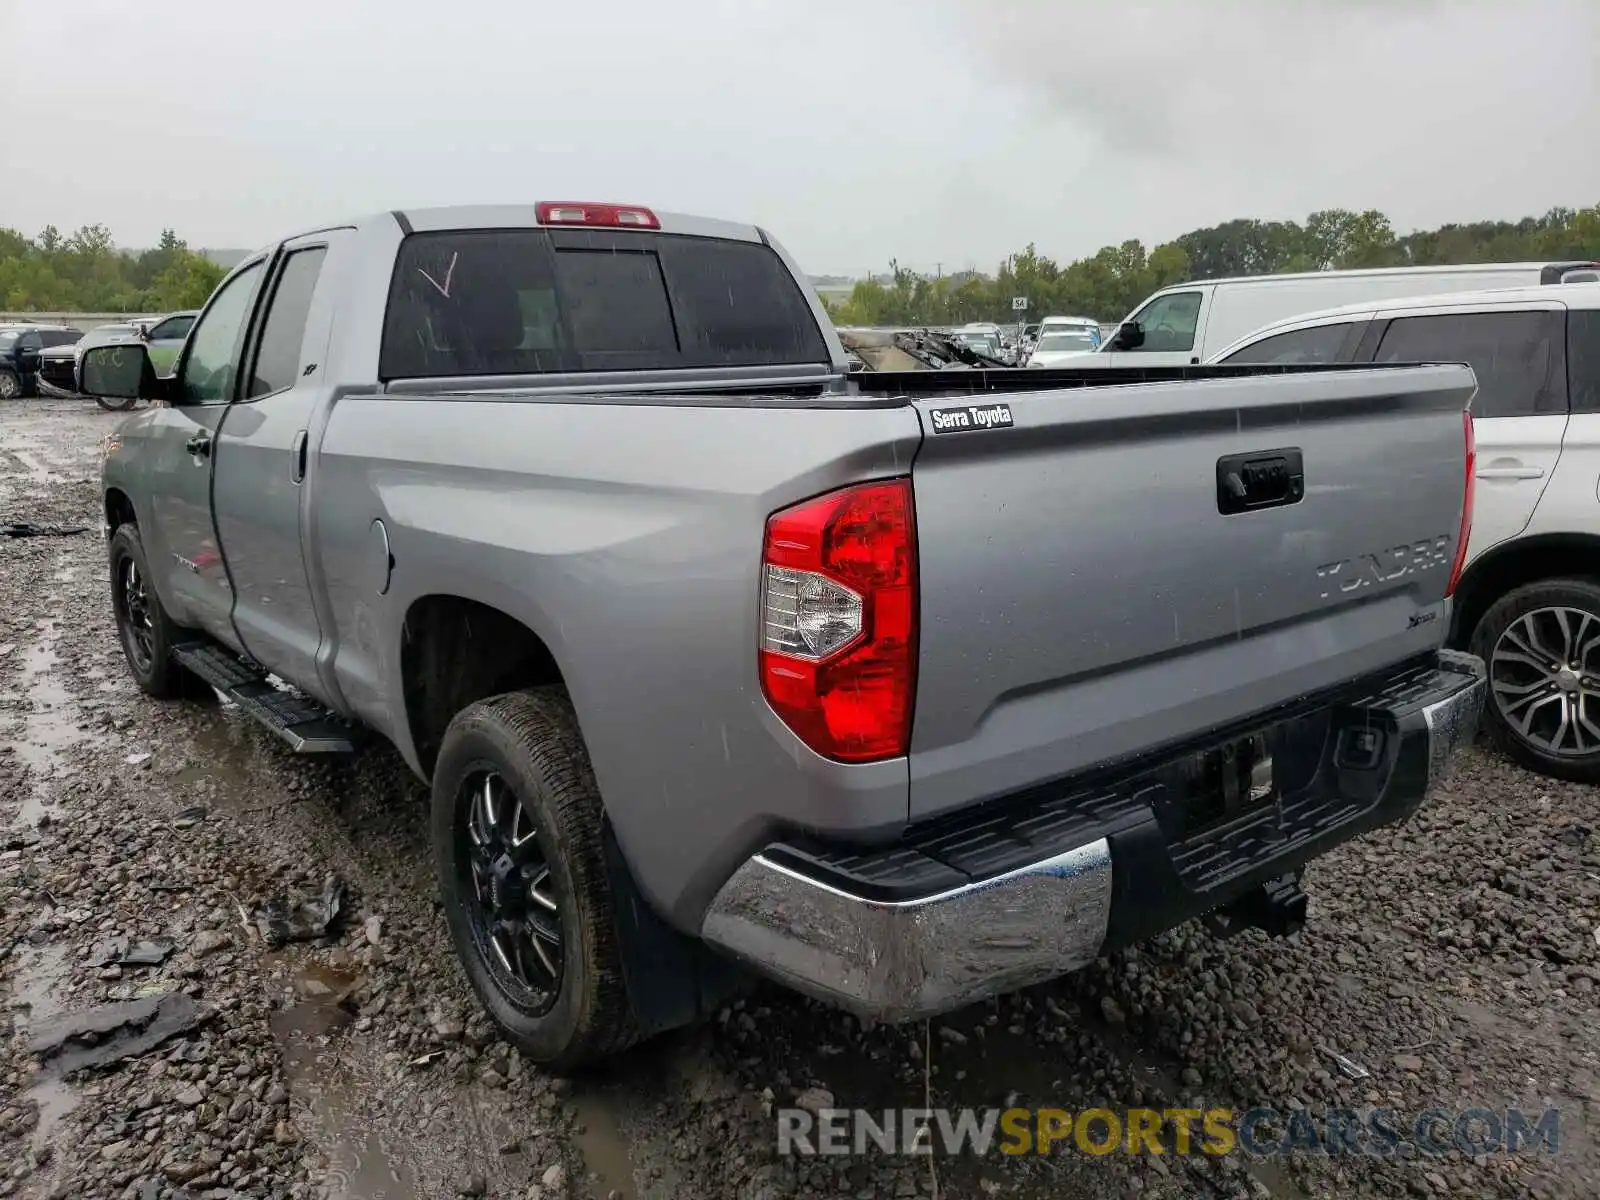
left=0, top=323, right=83, bottom=398
left=136, top=310, right=199, bottom=374
left=1211, top=284, right=1600, bottom=781
left=37, top=322, right=146, bottom=398
left=1026, top=316, right=1104, bottom=366
left=1079, top=260, right=1600, bottom=368
left=88, top=201, right=1483, bottom=1068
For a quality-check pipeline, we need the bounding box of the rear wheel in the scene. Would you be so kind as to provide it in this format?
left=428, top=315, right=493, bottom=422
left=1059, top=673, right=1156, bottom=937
left=431, top=688, right=639, bottom=1070
left=95, top=393, right=139, bottom=412
left=1470, top=577, right=1600, bottom=782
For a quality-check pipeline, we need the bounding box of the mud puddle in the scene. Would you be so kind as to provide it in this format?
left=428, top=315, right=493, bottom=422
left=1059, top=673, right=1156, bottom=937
left=570, top=1082, right=640, bottom=1199
left=5, top=620, right=91, bottom=829
left=5, top=941, right=83, bottom=1151
left=270, top=958, right=419, bottom=1199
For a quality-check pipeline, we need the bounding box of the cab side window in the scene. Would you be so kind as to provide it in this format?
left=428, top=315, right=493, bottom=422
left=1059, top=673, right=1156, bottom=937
left=246, top=248, right=328, bottom=399
left=178, top=262, right=265, bottom=406
left=1374, top=311, right=1565, bottom=419
left=1223, top=322, right=1354, bottom=365
left=1127, top=291, right=1202, bottom=353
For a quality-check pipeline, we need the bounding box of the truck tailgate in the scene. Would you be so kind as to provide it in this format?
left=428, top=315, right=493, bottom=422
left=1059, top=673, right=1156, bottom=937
left=907, top=364, right=1475, bottom=821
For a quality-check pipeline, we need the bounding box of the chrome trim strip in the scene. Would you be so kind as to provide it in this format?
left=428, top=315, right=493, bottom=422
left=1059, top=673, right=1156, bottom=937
left=700, top=839, right=1113, bottom=1022
left=1422, top=652, right=1486, bottom=788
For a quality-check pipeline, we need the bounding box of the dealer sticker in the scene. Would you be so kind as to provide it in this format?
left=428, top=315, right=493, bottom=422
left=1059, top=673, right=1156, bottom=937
left=927, top=403, right=1015, bottom=434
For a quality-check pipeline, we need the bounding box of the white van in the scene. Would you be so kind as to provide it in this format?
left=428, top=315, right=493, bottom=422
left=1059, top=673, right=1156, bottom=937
left=1078, top=260, right=1600, bottom=368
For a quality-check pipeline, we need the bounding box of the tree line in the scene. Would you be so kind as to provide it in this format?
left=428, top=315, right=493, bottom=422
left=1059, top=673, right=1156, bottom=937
left=822, top=204, right=1600, bottom=328
left=0, top=225, right=229, bottom=313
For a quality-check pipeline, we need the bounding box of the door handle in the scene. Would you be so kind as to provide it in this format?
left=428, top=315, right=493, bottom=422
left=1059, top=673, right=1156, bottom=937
left=290, top=430, right=308, bottom=484
left=1476, top=466, right=1544, bottom=480
left=185, top=433, right=211, bottom=458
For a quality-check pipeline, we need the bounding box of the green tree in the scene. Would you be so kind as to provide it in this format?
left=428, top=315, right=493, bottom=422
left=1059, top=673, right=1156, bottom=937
left=822, top=202, right=1600, bottom=327
left=0, top=224, right=226, bottom=313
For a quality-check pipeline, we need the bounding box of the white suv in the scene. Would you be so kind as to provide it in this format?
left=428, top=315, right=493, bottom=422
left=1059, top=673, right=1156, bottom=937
left=1211, top=284, right=1600, bottom=781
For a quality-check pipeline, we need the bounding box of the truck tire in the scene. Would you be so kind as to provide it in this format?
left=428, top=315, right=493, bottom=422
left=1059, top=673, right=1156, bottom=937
left=1470, top=576, right=1600, bottom=783
left=431, top=688, right=640, bottom=1070
left=109, top=524, right=196, bottom=700
left=0, top=371, right=20, bottom=400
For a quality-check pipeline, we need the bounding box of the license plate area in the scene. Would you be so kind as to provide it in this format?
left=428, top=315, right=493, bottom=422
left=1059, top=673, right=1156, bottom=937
left=1159, top=731, right=1277, bottom=841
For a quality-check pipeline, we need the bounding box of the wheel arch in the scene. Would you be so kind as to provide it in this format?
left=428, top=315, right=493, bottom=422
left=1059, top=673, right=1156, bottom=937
left=398, top=593, right=567, bottom=780
left=1449, top=533, right=1600, bottom=648
left=105, top=486, right=137, bottom=533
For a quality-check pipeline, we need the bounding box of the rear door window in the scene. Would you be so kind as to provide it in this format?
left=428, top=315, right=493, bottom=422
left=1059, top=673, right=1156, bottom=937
left=1373, top=311, right=1566, bottom=419
left=245, top=247, right=328, bottom=398
left=379, top=228, right=827, bottom=380
left=1222, top=321, right=1355, bottom=365
left=1569, top=310, right=1600, bottom=414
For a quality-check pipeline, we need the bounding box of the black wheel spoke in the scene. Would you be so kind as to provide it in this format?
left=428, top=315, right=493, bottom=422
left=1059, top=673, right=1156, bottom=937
left=459, top=768, right=562, bottom=1007
left=117, top=557, right=155, bottom=671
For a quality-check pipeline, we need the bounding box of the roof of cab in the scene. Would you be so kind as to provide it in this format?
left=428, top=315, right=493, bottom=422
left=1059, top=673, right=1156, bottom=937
left=391, top=205, right=764, bottom=243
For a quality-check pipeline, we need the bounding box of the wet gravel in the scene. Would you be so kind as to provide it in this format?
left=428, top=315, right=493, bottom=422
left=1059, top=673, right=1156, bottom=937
left=1, top=395, right=1597, bottom=1198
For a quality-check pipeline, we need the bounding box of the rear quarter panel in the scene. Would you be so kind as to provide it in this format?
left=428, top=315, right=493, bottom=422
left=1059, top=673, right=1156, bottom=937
left=312, top=394, right=923, bottom=929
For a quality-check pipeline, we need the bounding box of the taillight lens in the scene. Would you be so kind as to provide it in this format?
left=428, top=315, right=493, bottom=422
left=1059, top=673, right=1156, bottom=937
left=759, top=479, right=917, bottom=762
left=1446, top=409, right=1475, bottom=598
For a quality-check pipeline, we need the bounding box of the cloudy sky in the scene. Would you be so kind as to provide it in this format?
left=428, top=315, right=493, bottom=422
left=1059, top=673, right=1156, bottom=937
left=5, top=0, right=1598, bottom=275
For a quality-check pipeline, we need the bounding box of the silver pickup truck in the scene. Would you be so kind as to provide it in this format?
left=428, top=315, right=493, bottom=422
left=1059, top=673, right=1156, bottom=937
left=86, top=203, right=1486, bottom=1069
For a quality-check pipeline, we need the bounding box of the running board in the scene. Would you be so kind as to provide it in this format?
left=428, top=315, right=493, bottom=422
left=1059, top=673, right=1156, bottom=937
left=171, top=642, right=361, bottom=754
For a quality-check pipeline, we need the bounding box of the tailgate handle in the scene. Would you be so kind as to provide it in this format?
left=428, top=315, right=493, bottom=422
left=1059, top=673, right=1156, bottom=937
left=1217, top=448, right=1304, bottom=515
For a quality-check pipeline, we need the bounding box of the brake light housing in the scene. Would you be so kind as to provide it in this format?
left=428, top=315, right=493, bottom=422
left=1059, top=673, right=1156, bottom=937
left=1446, top=409, right=1475, bottom=598
left=535, top=201, right=660, bottom=230
left=759, top=479, right=917, bottom=762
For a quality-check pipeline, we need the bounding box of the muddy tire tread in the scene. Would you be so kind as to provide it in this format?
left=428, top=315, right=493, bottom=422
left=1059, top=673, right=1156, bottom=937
left=432, top=687, right=640, bottom=1070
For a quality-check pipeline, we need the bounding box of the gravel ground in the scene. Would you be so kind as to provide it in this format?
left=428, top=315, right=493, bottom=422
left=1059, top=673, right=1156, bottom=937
left=1, top=395, right=1596, bottom=1199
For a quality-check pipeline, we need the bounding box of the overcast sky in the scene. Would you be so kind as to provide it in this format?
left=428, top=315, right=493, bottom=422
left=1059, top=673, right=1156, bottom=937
left=5, top=0, right=1597, bottom=276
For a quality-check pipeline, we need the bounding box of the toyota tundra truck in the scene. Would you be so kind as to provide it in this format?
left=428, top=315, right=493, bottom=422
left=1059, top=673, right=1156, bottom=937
left=87, top=202, right=1486, bottom=1069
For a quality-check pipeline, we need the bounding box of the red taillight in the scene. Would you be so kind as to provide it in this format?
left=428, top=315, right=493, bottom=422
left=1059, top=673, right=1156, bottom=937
left=535, top=201, right=660, bottom=230
left=1446, top=409, right=1475, bottom=598
left=759, top=479, right=917, bottom=763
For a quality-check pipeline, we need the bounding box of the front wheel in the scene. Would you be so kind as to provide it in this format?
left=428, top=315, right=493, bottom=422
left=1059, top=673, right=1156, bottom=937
left=108, top=524, right=193, bottom=699
left=431, top=688, right=640, bottom=1070
left=0, top=370, right=20, bottom=400
left=1470, top=576, right=1600, bottom=782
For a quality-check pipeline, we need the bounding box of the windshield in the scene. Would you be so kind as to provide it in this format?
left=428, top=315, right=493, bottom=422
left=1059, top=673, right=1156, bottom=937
left=961, top=335, right=997, bottom=354
left=0, top=333, right=16, bottom=349
left=1035, top=330, right=1097, bottom=352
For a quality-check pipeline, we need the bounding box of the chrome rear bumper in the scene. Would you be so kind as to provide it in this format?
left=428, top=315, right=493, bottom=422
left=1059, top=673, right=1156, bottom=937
left=700, top=840, right=1112, bottom=1022
left=700, top=651, right=1484, bottom=1024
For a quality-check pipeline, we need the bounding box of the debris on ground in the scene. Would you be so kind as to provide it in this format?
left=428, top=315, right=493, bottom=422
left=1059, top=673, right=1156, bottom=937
left=254, top=874, right=347, bottom=947
left=170, top=804, right=207, bottom=829
left=1, top=521, right=90, bottom=537
left=86, top=937, right=175, bottom=968
left=26, top=992, right=203, bottom=1077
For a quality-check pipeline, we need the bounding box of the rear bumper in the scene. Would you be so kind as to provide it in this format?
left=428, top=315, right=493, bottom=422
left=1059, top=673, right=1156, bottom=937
left=700, top=650, right=1485, bottom=1022
left=37, top=359, right=77, bottom=392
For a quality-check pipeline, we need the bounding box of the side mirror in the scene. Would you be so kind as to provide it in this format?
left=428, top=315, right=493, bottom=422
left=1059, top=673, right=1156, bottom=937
left=82, top=343, right=157, bottom=400
left=1113, top=321, right=1145, bottom=351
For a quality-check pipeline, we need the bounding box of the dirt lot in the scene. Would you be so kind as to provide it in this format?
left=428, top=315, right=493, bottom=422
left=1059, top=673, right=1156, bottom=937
left=1, top=396, right=1597, bottom=1199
